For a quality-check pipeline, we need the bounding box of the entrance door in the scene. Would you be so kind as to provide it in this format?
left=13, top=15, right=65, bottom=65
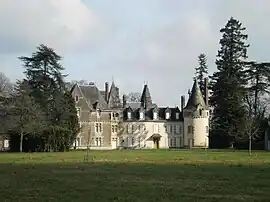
left=153, top=138, right=160, bottom=149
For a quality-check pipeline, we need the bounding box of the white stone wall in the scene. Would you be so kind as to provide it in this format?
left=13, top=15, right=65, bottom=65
left=119, top=121, right=183, bottom=149
left=183, top=109, right=209, bottom=148
left=193, top=116, right=209, bottom=147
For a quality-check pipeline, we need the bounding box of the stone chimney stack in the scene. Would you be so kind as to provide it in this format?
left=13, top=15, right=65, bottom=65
left=105, top=82, right=109, bottom=102
left=123, top=95, right=127, bottom=108
left=181, top=95, right=185, bottom=111
left=204, top=77, right=209, bottom=107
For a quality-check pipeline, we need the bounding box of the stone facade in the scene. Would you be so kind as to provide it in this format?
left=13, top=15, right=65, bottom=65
left=71, top=78, right=210, bottom=150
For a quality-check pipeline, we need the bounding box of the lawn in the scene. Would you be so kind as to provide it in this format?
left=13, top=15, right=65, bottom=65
left=0, top=149, right=270, bottom=202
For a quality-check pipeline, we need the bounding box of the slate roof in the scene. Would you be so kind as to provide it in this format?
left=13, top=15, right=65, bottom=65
left=140, top=84, right=153, bottom=109
left=185, top=79, right=206, bottom=109
left=123, top=84, right=183, bottom=121
left=108, top=82, right=121, bottom=109
left=78, top=84, right=108, bottom=110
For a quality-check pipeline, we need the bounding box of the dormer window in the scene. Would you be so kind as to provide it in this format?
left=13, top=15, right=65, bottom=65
left=176, top=112, right=180, bottom=119
left=153, top=112, right=158, bottom=120
left=97, top=109, right=101, bottom=117
left=139, top=112, right=144, bottom=120
left=127, top=112, right=132, bottom=119
left=165, top=112, right=170, bottom=119
left=75, top=95, right=79, bottom=102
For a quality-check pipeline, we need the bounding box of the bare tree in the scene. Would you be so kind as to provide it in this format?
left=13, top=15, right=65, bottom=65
left=244, top=115, right=260, bottom=156
left=0, top=72, right=13, bottom=96
left=127, top=92, right=141, bottom=102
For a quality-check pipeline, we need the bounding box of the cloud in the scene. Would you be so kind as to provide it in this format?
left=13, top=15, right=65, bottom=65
left=2, top=0, right=270, bottom=106
left=0, top=0, right=104, bottom=54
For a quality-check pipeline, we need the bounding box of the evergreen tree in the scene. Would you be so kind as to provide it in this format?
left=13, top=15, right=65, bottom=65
left=18, top=44, right=79, bottom=152
left=195, top=53, right=208, bottom=98
left=209, top=17, right=249, bottom=148
left=245, top=61, right=270, bottom=117
left=19, top=44, right=66, bottom=106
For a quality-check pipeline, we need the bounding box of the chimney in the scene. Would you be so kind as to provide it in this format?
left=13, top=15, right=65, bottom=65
left=181, top=95, right=185, bottom=111
left=105, top=82, right=109, bottom=102
left=204, top=77, right=209, bottom=107
left=123, top=95, right=127, bottom=108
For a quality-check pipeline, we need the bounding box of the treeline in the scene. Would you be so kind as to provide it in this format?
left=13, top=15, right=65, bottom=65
left=194, top=17, right=270, bottom=151
left=0, top=45, right=80, bottom=152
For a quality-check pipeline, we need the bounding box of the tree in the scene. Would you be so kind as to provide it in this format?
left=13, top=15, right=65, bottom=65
left=245, top=61, right=270, bottom=117
left=127, top=92, right=141, bottom=102
left=244, top=113, right=260, bottom=156
left=195, top=53, right=208, bottom=98
left=19, top=44, right=67, bottom=105
left=5, top=81, right=46, bottom=152
left=0, top=72, right=13, bottom=96
left=209, top=17, right=249, bottom=148
left=18, top=44, right=79, bottom=152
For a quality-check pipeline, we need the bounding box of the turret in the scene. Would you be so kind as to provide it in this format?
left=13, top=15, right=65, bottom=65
left=183, top=79, right=209, bottom=148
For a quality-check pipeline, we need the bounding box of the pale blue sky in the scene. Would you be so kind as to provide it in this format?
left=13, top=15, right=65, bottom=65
left=1, top=0, right=270, bottom=106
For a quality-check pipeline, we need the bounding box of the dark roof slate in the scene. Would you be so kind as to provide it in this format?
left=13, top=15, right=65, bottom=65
left=185, top=79, right=206, bottom=109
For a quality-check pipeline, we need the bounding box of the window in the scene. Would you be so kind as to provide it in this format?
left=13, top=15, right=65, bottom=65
left=76, top=108, right=80, bottom=118
left=188, top=125, right=193, bottom=134
left=4, top=140, right=9, bottom=148
left=127, top=124, right=132, bottom=134
left=165, top=112, right=170, bottom=119
left=176, top=112, right=180, bottom=119
left=199, top=109, right=202, bottom=116
left=206, top=126, right=209, bottom=133
left=95, top=123, right=102, bottom=133
left=170, top=138, right=176, bottom=147
left=139, top=112, right=144, bottom=120
left=112, top=125, right=118, bottom=133
left=173, top=125, right=177, bottom=134
left=153, top=112, right=158, bottom=120
left=97, top=109, right=101, bottom=117
left=127, top=112, right=132, bottom=119
left=207, top=112, right=209, bottom=116
left=75, top=95, right=79, bottom=102
left=131, top=137, right=135, bottom=146
left=153, top=124, right=160, bottom=133
left=178, top=125, right=182, bottom=134
left=95, top=137, right=103, bottom=146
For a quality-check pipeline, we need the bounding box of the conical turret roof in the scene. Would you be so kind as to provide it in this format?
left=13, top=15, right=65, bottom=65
left=140, top=84, right=152, bottom=109
left=185, top=79, right=205, bottom=109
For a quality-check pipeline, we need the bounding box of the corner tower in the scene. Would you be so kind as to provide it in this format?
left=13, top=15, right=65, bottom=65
left=183, top=79, right=209, bottom=148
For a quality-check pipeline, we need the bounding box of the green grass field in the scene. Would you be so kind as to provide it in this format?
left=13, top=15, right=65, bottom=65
left=0, top=149, right=270, bottom=202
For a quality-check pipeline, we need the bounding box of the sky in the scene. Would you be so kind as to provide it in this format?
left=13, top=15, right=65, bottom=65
left=1, top=0, right=270, bottom=106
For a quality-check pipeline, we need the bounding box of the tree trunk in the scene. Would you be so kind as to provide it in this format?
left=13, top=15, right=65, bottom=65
left=249, top=136, right=252, bottom=156
left=20, top=133, right=24, bottom=152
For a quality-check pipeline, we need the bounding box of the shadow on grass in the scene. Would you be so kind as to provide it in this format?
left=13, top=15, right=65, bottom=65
left=0, top=162, right=270, bottom=202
